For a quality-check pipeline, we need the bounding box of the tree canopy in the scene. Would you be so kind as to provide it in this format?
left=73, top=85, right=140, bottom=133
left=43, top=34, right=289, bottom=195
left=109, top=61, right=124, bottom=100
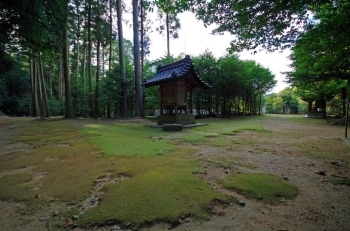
left=8, top=0, right=346, bottom=118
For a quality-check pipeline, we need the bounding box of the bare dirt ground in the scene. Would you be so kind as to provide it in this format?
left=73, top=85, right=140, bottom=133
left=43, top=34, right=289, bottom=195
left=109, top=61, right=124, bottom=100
left=1, top=115, right=350, bottom=231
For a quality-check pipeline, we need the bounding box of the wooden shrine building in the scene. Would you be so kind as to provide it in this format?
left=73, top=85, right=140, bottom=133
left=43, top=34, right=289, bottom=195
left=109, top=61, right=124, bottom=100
left=144, top=55, right=210, bottom=125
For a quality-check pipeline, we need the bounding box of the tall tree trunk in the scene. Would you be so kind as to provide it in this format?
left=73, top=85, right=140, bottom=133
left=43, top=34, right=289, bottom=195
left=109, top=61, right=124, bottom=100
left=30, top=56, right=39, bottom=117
left=49, top=70, right=52, bottom=99
left=88, top=0, right=93, bottom=117
left=36, top=60, right=45, bottom=119
left=166, top=12, right=170, bottom=56
left=39, top=53, right=51, bottom=117
left=94, top=40, right=101, bottom=119
left=133, top=0, right=144, bottom=117
left=117, top=0, right=128, bottom=117
left=346, top=85, right=349, bottom=138
left=346, top=95, right=349, bottom=138
left=81, top=39, right=87, bottom=104
left=74, top=5, right=80, bottom=114
left=58, top=55, right=63, bottom=103
left=107, top=0, right=113, bottom=117
left=140, top=0, right=144, bottom=71
left=63, top=8, right=75, bottom=119
left=258, top=94, right=262, bottom=115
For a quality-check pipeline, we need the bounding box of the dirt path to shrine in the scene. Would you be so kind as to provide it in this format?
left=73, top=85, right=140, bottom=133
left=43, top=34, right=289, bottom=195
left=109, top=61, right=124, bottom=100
left=146, top=115, right=350, bottom=231
left=0, top=115, right=350, bottom=231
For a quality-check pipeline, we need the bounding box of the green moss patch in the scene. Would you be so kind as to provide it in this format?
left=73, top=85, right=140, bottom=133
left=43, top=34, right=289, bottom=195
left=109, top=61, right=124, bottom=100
left=80, top=154, right=226, bottom=227
left=220, top=173, right=298, bottom=204
left=82, top=123, right=175, bottom=156
left=0, top=119, right=227, bottom=229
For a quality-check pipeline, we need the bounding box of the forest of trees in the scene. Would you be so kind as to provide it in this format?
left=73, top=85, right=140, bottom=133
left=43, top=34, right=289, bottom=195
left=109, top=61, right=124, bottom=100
left=0, top=0, right=277, bottom=119
left=0, top=0, right=348, bottom=119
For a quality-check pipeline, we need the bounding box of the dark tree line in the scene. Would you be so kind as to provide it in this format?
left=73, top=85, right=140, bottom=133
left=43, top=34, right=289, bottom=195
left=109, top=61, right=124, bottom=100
left=192, top=51, right=276, bottom=118
left=2, top=0, right=346, bottom=119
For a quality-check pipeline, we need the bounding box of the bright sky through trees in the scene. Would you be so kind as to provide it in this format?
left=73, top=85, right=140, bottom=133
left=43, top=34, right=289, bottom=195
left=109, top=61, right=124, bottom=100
left=124, top=11, right=290, bottom=93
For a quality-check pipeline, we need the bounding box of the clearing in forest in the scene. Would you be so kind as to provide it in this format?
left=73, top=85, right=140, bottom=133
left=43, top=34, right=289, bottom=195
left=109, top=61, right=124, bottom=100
left=0, top=114, right=349, bottom=231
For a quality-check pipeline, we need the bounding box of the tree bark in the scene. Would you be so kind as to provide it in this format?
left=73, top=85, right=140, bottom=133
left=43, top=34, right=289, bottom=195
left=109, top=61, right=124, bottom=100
left=346, top=96, right=349, bottom=138
left=88, top=0, right=93, bottom=117
left=30, top=56, right=40, bottom=117
left=258, top=94, right=262, bottom=115
left=58, top=54, right=63, bottom=103
left=133, top=0, right=144, bottom=117
left=81, top=40, right=87, bottom=93
left=166, top=12, right=170, bottom=56
left=94, top=40, right=101, bottom=119
left=49, top=70, right=52, bottom=99
left=36, top=60, right=45, bottom=120
left=63, top=10, right=75, bottom=119
left=39, top=53, right=51, bottom=117
left=74, top=4, right=80, bottom=114
left=140, top=0, right=144, bottom=71
left=107, top=0, right=113, bottom=117
left=117, top=0, right=128, bottom=117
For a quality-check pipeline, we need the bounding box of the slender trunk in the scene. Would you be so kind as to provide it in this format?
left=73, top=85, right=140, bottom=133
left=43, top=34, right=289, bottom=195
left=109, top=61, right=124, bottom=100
left=94, top=40, right=101, bottom=119
left=166, top=12, right=170, bottom=56
left=63, top=9, right=75, bottom=119
left=215, top=92, right=219, bottom=114
left=30, top=56, right=39, bottom=117
left=133, top=0, right=144, bottom=117
left=29, top=56, right=35, bottom=116
left=107, top=0, right=113, bottom=117
left=102, top=47, right=105, bottom=77
left=39, top=53, right=50, bottom=117
left=258, top=94, right=262, bottom=115
left=49, top=70, right=52, bottom=99
left=140, top=0, right=144, bottom=71
left=88, top=0, right=93, bottom=117
left=346, top=96, right=349, bottom=138
left=75, top=9, right=80, bottom=114
left=36, top=60, right=45, bottom=119
left=81, top=40, right=87, bottom=95
left=58, top=55, right=63, bottom=103
left=117, top=0, right=128, bottom=116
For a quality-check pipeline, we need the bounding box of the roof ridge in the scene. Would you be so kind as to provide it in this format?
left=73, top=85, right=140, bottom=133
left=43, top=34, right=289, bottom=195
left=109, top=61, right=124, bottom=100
left=157, top=55, right=192, bottom=72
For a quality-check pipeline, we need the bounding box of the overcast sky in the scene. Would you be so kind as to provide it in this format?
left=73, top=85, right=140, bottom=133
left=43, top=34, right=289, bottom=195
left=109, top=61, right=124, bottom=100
left=123, top=11, right=291, bottom=93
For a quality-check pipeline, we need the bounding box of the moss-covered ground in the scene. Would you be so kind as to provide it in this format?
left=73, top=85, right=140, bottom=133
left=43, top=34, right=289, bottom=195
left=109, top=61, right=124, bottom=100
left=0, top=115, right=307, bottom=229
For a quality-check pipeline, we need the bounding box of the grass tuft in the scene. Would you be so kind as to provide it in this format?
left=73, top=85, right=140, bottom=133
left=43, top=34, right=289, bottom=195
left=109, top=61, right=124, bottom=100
left=219, top=173, right=298, bottom=204
left=329, top=175, right=350, bottom=186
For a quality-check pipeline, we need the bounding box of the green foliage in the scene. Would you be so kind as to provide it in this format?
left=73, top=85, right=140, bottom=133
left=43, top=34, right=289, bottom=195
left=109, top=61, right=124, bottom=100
left=220, top=173, right=298, bottom=204
left=192, top=52, right=276, bottom=117
left=286, top=1, right=350, bottom=84
left=189, top=0, right=349, bottom=55
left=192, top=0, right=315, bottom=51
left=278, top=88, right=300, bottom=114
left=327, top=94, right=344, bottom=116
left=0, top=51, right=31, bottom=115
left=156, top=10, right=181, bottom=40
left=265, top=93, right=283, bottom=114
left=143, top=62, right=159, bottom=109
left=48, top=97, right=64, bottom=116
left=265, top=87, right=315, bottom=114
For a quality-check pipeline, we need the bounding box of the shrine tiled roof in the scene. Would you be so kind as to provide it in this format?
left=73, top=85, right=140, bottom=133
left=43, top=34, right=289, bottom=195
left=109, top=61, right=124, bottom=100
left=144, top=55, right=210, bottom=89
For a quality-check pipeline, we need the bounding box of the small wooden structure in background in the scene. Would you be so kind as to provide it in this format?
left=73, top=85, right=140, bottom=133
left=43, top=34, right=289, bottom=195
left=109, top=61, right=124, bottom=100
left=144, top=55, right=210, bottom=125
